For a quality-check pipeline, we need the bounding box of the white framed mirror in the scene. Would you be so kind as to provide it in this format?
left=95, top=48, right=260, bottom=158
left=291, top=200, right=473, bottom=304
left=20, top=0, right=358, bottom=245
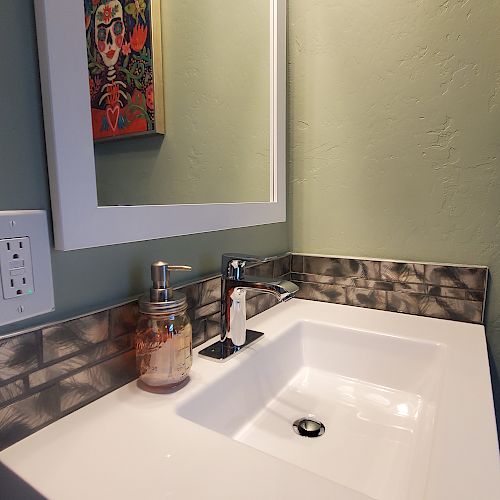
left=34, top=0, right=286, bottom=251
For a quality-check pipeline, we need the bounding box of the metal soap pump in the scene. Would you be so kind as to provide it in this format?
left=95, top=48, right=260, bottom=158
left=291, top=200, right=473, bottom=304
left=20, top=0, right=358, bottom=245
left=135, top=261, right=193, bottom=389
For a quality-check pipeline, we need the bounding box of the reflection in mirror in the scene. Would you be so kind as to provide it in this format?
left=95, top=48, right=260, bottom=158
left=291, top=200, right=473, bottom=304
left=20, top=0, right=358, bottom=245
left=92, top=0, right=271, bottom=206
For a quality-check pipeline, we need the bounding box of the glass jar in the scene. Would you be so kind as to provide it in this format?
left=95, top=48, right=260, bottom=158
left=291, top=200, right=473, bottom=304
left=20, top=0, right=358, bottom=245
left=135, top=261, right=193, bottom=390
left=135, top=309, right=192, bottom=389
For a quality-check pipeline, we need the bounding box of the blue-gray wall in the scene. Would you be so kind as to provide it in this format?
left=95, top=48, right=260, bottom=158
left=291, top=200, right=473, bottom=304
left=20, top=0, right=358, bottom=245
left=0, top=0, right=289, bottom=335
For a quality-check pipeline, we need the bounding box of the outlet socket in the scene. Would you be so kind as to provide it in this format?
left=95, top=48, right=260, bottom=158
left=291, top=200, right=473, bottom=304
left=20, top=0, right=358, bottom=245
left=0, top=211, right=54, bottom=328
left=0, top=237, right=35, bottom=299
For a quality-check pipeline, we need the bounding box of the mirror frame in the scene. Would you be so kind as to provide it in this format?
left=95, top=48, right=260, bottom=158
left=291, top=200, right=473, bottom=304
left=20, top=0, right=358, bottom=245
left=34, top=0, right=286, bottom=251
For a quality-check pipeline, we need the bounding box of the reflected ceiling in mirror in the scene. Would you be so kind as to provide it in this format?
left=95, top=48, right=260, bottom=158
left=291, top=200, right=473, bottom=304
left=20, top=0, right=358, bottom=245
left=93, top=0, right=271, bottom=207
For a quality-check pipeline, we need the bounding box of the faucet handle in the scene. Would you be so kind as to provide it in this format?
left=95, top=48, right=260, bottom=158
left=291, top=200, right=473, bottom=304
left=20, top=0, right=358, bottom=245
left=221, top=253, right=264, bottom=279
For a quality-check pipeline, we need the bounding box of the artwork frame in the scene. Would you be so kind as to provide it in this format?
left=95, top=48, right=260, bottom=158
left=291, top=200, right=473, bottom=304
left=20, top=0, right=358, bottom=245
left=34, top=0, right=286, bottom=251
left=84, top=0, right=164, bottom=141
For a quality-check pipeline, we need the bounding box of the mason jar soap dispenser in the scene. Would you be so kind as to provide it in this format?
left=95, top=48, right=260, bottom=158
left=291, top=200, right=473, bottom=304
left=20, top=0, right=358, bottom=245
left=135, top=261, right=193, bottom=389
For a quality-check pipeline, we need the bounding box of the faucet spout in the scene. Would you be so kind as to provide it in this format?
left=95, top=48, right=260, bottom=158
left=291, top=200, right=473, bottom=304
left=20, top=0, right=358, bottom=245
left=198, top=254, right=299, bottom=362
left=233, top=276, right=299, bottom=302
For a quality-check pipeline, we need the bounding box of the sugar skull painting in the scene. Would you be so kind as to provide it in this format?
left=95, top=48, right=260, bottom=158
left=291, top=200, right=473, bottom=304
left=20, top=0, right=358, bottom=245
left=84, top=0, right=164, bottom=141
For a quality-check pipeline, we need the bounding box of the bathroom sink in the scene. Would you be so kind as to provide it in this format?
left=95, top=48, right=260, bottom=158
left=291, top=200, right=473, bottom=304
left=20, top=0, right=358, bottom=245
left=1, top=299, right=498, bottom=500
left=177, top=318, right=445, bottom=500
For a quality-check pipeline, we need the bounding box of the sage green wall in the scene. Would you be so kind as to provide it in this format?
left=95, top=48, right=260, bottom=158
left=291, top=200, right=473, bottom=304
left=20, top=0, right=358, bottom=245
left=288, top=0, right=500, bottom=407
left=96, top=0, right=270, bottom=206
left=0, top=0, right=287, bottom=336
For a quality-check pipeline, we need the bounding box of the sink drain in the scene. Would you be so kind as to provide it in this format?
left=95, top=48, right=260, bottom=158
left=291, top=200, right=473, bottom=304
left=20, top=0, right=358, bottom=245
left=293, top=417, right=325, bottom=438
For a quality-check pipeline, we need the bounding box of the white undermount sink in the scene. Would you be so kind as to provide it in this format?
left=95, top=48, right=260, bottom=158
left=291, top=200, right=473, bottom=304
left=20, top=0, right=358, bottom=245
left=178, top=318, right=445, bottom=500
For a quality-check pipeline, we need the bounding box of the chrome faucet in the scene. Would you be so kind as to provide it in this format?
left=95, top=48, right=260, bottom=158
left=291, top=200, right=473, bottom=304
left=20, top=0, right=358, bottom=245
left=198, top=254, right=299, bottom=362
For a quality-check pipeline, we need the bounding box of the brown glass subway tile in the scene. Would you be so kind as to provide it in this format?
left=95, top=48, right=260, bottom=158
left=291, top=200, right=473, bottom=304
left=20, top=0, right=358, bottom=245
left=273, top=255, right=291, bottom=277
left=429, top=297, right=483, bottom=324
left=427, top=286, right=467, bottom=300
left=291, top=272, right=359, bottom=287
left=424, top=265, right=488, bottom=290
left=205, top=313, right=221, bottom=344
left=354, top=279, right=394, bottom=291
left=0, top=331, right=40, bottom=383
left=29, top=336, right=132, bottom=389
left=0, top=380, right=25, bottom=407
left=302, top=256, right=332, bottom=276
left=190, top=317, right=207, bottom=348
left=291, top=272, right=337, bottom=285
left=332, top=277, right=357, bottom=286
left=338, top=258, right=380, bottom=280
left=291, top=254, right=304, bottom=273
left=346, top=288, right=387, bottom=311
left=387, top=292, right=483, bottom=323
left=380, top=262, right=425, bottom=284
left=303, top=256, right=380, bottom=280
left=245, top=289, right=263, bottom=300
left=246, top=294, right=278, bottom=319
left=180, top=282, right=201, bottom=310
left=247, top=260, right=274, bottom=277
left=59, top=351, right=136, bottom=413
left=0, top=385, right=60, bottom=451
left=245, top=297, right=259, bottom=319
left=42, top=312, right=109, bottom=364
left=466, top=290, right=485, bottom=302
left=295, top=282, right=346, bottom=305
left=109, top=302, right=139, bottom=339
left=393, top=283, right=427, bottom=294
left=197, top=278, right=220, bottom=307
left=386, top=291, right=425, bottom=315
left=192, top=301, right=220, bottom=321
left=302, top=256, right=330, bottom=276
left=189, top=304, right=222, bottom=347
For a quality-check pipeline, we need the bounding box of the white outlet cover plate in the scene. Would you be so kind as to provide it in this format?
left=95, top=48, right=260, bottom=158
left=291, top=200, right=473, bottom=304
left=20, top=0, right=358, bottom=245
left=0, top=211, right=55, bottom=328
left=0, top=236, right=35, bottom=299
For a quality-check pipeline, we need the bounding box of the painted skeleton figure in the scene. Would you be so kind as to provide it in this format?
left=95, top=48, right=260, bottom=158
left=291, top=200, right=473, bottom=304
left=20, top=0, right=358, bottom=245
left=95, top=0, right=127, bottom=111
left=86, top=0, right=153, bottom=140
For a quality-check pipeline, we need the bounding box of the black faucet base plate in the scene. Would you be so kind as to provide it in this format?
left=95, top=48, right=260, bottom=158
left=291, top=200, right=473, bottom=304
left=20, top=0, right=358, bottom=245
left=198, top=330, right=264, bottom=363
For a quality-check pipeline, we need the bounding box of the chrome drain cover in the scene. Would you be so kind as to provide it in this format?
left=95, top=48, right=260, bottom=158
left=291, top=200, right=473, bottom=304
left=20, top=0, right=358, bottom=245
left=293, top=417, right=325, bottom=438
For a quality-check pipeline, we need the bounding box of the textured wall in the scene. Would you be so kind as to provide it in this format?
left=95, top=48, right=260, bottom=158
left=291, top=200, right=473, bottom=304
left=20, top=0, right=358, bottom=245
left=288, top=0, right=500, bottom=412
left=0, top=0, right=288, bottom=336
left=96, top=0, right=271, bottom=206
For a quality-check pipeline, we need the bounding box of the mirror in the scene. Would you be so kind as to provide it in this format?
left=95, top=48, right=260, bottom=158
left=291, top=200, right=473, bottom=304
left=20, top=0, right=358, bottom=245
left=95, top=0, right=271, bottom=206
left=35, top=0, right=286, bottom=250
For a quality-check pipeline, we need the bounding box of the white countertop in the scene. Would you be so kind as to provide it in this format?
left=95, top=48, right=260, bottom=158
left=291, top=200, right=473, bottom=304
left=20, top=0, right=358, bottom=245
left=1, top=299, right=499, bottom=499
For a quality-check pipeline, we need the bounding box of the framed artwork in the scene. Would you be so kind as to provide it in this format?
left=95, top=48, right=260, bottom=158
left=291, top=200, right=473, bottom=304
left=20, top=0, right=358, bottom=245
left=83, top=0, right=165, bottom=141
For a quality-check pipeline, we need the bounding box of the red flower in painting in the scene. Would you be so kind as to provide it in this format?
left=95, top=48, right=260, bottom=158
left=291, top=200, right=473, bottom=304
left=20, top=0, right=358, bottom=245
left=146, top=84, right=154, bottom=110
left=92, top=0, right=100, bottom=5
left=122, top=40, right=131, bottom=56
left=126, top=90, right=146, bottom=122
left=102, top=4, right=113, bottom=23
left=130, top=24, right=148, bottom=52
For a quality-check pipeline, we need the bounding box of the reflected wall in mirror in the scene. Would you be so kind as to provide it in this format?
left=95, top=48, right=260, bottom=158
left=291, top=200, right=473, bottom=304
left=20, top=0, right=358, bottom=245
left=95, top=0, right=271, bottom=206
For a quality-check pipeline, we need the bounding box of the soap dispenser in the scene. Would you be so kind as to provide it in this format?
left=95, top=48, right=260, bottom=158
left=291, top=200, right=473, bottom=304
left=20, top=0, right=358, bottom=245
left=135, top=261, right=193, bottom=389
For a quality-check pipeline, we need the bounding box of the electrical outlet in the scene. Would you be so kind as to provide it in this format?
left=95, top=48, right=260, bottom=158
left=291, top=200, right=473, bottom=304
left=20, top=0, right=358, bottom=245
left=0, top=237, right=35, bottom=299
left=0, top=211, right=54, bottom=328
